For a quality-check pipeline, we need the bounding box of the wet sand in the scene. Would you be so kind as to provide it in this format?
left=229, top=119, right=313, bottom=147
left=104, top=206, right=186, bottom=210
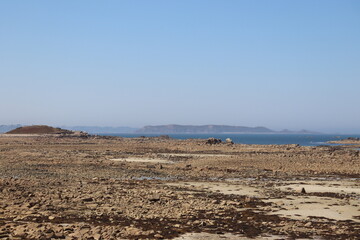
left=0, top=135, right=359, bottom=239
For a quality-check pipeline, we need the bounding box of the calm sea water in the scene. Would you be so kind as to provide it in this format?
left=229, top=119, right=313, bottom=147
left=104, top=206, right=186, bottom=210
left=100, top=133, right=360, bottom=146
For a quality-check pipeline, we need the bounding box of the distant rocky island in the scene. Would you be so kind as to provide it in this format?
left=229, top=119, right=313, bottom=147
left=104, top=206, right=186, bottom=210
left=0, top=124, right=318, bottom=134
left=137, top=125, right=274, bottom=134
left=6, top=125, right=76, bottom=135
left=0, top=125, right=138, bottom=134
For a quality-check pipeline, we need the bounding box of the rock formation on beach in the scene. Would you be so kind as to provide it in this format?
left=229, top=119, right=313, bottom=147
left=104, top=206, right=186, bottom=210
left=327, top=137, right=360, bottom=144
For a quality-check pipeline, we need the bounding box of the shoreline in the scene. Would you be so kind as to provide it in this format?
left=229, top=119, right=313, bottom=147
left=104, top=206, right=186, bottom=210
left=0, top=135, right=359, bottom=239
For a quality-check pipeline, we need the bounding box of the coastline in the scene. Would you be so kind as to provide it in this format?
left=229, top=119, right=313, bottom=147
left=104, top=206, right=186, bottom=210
left=100, top=133, right=360, bottom=147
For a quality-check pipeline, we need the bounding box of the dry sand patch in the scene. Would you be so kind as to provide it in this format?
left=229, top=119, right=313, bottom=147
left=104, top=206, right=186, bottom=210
left=277, top=180, right=360, bottom=195
left=265, top=196, right=360, bottom=222
left=268, top=179, right=360, bottom=222
left=170, top=179, right=360, bottom=223
left=159, top=153, right=232, bottom=158
left=167, top=181, right=263, bottom=197
left=110, top=157, right=173, bottom=164
left=109, top=152, right=233, bottom=164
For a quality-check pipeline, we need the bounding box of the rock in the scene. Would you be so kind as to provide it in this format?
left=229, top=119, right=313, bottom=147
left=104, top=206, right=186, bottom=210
left=226, top=138, right=234, bottom=144
left=121, top=226, right=143, bottom=236
left=154, top=233, right=163, bottom=238
left=206, top=138, right=222, bottom=145
left=148, top=194, right=161, bottom=202
left=73, top=131, right=89, bottom=137
left=93, top=233, right=101, bottom=240
left=79, top=227, right=90, bottom=235
left=301, top=187, right=306, bottom=194
left=82, top=197, right=94, bottom=202
left=12, top=227, right=26, bottom=237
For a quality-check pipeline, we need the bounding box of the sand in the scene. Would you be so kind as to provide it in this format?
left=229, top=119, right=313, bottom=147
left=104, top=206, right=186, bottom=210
left=110, top=157, right=173, bottom=164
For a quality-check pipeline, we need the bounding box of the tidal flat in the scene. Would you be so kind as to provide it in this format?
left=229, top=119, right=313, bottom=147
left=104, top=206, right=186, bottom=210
left=0, top=135, right=359, bottom=239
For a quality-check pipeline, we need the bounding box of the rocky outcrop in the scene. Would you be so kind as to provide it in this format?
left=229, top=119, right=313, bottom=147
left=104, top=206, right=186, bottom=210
left=6, top=125, right=74, bottom=134
left=206, top=138, right=222, bottom=145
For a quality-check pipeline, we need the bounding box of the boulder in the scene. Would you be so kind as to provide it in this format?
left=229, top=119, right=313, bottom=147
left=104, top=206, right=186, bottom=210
left=206, top=138, right=222, bottom=145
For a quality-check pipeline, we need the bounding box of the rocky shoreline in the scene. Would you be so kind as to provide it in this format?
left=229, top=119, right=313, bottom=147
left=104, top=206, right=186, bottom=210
left=327, top=137, right=360, bottom=145
left=0, top=135, right=359, bottom=239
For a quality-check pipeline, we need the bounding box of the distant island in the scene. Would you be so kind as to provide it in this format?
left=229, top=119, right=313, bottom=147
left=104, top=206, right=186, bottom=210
left=136, top=124, right=318, bottom=134
left=0, top=124, right=319, bottom=134
left=6, top=125, right=74, bottom=135
left=0, top=125, right=139, bottom=134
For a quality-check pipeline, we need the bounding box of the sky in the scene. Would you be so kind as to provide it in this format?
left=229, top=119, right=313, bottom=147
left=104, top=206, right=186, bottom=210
left=0, top=0, right=359, bottom=133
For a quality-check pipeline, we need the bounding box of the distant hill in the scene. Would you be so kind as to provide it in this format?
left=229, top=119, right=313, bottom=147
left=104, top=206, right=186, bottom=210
left=136, top=125, right=274, bottom=134
left=62, top=126, right=139, bottom=134
left=0, top=124, right=22, bottom=133
left=6, top=125, right=73, bottom=134
left=279, top=129, right=321, bottom=134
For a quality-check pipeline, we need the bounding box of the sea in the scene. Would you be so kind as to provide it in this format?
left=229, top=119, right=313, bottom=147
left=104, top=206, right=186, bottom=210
left=100, top=133, right=360, bottom=147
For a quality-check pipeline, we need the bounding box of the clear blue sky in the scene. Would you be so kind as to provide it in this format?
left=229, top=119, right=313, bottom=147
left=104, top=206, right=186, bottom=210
left=1, top=1, right=359, bottom=133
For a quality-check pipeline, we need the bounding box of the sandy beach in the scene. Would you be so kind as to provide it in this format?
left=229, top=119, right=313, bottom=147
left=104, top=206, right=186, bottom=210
left=0, top=135, right=359, bottom=239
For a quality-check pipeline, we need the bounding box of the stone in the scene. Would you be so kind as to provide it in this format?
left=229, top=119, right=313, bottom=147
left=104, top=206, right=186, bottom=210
left=154, top=233, right=163, bottom=238
left=82, top=197, right=94, bottom=202
left=206, top=138, right=222, bottom=145
left=93, top=233, right=101, bottom=240
left=148, top=194, right=161, bottom=202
